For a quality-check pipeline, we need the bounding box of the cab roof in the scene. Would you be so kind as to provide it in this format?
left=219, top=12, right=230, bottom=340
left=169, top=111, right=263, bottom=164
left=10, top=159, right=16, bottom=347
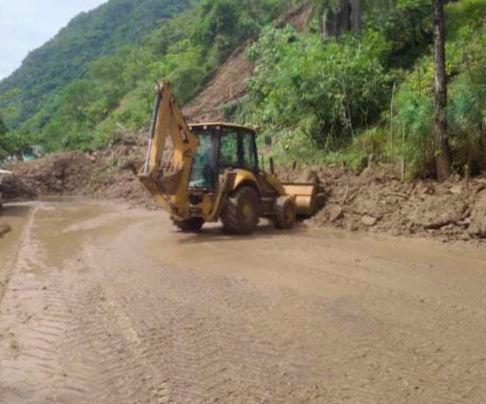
left=189, top=122, right=256, bottom=132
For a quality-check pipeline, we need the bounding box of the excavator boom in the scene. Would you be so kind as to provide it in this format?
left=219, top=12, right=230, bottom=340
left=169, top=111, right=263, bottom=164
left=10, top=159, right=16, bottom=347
left=139, top=82, right=198, bottom=219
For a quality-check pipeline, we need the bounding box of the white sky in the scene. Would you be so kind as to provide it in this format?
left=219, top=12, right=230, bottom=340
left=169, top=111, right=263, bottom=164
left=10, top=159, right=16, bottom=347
left=0, top=0, right=108, bottom=80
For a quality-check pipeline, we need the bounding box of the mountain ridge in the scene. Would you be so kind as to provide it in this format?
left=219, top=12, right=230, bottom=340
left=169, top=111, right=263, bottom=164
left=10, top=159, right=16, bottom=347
left=0, top=0, right=193, bottom=128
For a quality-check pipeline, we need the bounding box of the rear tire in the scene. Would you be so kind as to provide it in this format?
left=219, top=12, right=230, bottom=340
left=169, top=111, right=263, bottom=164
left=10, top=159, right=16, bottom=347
left=273, top=196, right=296, bottom=229
left=172, top=217, right=204, bottom=233
left=221, top=186, right=260, bottom=235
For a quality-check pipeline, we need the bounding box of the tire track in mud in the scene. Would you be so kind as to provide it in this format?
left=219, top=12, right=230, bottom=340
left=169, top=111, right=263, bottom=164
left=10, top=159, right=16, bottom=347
left=79, top=243, right=376, bottom=403
left=1, top=204, right=172, bottom=404
left=202, top=239, right=486, bottom=403
left=1, top=201, right=485, bottom=403
left=79, top=242, right=314, bottom=403
left=0, top=205, right=93, bottom=404
left=70, top=220, right=485, bottom=404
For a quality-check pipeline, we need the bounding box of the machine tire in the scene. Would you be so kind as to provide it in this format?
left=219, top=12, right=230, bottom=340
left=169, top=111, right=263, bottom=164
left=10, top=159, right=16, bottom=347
left=172, top=217, right=205, bottom=233
left=273, top=196, right=297, bottom=230
left=221, top=186, right=260, bottom=235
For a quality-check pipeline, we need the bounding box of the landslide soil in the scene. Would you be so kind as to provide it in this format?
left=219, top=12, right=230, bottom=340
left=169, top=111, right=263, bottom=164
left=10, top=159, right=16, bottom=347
left=280, top=166, right=486, bottom=243
left=0, top=199, right=485, bottom=403
left=7, top=145, right=486, bottom=243
left=8, top=134, right=156, bottom=210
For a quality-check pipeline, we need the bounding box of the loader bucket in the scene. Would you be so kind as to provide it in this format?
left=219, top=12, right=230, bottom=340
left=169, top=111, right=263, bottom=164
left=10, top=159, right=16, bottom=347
left=283, top=183, right=318, bottom=217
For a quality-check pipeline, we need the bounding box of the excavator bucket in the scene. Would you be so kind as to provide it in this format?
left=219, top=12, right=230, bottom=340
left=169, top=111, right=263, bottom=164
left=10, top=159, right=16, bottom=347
left=282, top=182, right=318, bottom=217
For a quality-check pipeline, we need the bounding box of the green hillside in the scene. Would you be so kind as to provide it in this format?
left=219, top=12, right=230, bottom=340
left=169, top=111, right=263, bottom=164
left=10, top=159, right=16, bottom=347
left=0, top=0, right=193, bottom=129
left=235, top=0, right=485, bottom=176
left=0, top=0, right=292, bottom=152
left=0, top=0, right=484, bottom=177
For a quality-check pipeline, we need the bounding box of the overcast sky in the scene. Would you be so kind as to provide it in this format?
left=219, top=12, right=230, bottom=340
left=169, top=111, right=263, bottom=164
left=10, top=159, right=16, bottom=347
left=0, top=0, right=107, bottom=80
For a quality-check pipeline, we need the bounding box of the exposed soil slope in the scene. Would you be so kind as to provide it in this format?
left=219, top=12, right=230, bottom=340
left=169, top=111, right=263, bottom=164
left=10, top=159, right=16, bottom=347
left=182, top=48, right=252, bottom=122
left=182, top=2, right=313, bottom=123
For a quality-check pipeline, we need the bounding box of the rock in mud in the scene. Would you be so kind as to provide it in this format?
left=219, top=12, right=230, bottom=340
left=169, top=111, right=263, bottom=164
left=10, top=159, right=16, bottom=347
left=298, top=168, right=320, bottom=184
left=449, top=184, right=463, bottom=195
left=468, top=189, right=486, bottom=239
left=327, top=205, right=344, bottom=222
left=362, top=215, right=378, bottom=227
left=405, top=195, right=467, bottom=230
left=0, top=223, right=12, bottom=237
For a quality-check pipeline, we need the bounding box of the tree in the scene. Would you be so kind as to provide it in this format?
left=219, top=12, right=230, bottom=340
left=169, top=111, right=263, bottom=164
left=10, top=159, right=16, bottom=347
left=313, top=0, right=362, bottom=40
left=0, top=116, right=8, bottom=157
left=432, top=0, right=450, bottom=180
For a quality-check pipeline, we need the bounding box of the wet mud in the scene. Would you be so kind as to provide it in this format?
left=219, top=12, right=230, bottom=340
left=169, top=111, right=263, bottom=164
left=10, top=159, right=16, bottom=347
left=1, top=199, right=485, bottom=403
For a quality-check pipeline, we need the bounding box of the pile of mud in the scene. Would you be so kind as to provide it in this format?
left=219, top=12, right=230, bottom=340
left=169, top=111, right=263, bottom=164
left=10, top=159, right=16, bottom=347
left=280, top=166, right=486, bottom=242
left=0, top=169, right=37, bottom=202
left=8, top=151, right=486, bottom=242
left=0, top=170, right=28, bottom=238
left=9, top=132, right=156, bottom=210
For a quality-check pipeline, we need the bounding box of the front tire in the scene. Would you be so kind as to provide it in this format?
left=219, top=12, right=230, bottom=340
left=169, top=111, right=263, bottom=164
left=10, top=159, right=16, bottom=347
left=221, top=186, right=260, bottom=235
left=172, top=217, right=205, bottom=233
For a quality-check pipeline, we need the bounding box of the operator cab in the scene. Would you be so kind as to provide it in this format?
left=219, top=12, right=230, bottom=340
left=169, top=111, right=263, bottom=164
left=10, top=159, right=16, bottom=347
left=189, top=123, right=259, bottom=190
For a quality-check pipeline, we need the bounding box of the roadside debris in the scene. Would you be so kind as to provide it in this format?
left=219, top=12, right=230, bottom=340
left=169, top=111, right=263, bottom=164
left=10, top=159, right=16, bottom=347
left=0, top=223, right=11, bottom=238
left=280, top=165, right=486, bottom=242
left=469, top=188, right=486, bottom=238
left=0, top=169, right=36, bottom=202
left=5, top=145, right=485, bottom=242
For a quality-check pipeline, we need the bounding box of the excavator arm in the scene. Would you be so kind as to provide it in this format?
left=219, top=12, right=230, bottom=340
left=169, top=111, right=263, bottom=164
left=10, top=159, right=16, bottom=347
left=139, top=82, right=198, bottom=220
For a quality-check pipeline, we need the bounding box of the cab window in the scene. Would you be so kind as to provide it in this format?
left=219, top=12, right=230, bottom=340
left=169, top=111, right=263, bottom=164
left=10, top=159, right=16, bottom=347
left=190, top=130, right=215, bottom=188
left=240, top=130, right=257, bottom=171
left=219, top=129, right=239, bottom=167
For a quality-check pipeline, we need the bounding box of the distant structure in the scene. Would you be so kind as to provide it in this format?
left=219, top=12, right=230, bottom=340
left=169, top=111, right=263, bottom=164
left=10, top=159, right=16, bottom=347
left=22, top=145, right=43, bottom=161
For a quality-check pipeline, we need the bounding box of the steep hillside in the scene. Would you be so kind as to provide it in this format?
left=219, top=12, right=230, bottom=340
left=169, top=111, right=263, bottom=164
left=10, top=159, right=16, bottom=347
left=232, top=0, right=485, bottom=178
left=0, top=0, right=192, bottom=128
left=0, top=0, right=294, bottom=153
left=1, top=0, right=484, bottom=181
left=183, top=2, right=313, bottom=122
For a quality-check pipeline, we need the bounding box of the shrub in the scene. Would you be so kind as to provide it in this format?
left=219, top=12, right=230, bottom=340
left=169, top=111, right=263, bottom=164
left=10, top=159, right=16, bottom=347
left=242, top=27, right=392, bottom=157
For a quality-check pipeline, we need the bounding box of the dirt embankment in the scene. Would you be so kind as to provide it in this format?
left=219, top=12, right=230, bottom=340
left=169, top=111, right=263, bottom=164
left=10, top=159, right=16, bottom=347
left=183, top=2, right=313, bottom=123
left=8, top=132, right=156, bottom=210
left=0, top=170, right=35, bottom=237
left=6, top=146, right=486, bottom=243
left=281, top=166, right=486, bottom=242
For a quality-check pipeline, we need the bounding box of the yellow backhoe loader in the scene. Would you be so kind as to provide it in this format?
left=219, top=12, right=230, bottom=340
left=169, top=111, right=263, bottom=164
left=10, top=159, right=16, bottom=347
left=139, top=82, right=318, bottom=234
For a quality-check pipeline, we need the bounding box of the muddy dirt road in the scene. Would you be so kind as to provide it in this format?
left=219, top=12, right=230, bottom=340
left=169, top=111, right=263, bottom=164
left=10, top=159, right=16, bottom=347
left=1, top=200, right=485, bottom=403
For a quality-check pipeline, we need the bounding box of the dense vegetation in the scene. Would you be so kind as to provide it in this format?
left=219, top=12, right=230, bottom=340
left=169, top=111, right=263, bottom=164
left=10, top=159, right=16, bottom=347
left=0, top=0, right=192, bottom=129
left=0, top=0, right=484, bottom=178
left=0, top=116, right=8, bottom=158
left=0, top=0, right=293, bottom=152
left=231, top=0, right=485, bottom=177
